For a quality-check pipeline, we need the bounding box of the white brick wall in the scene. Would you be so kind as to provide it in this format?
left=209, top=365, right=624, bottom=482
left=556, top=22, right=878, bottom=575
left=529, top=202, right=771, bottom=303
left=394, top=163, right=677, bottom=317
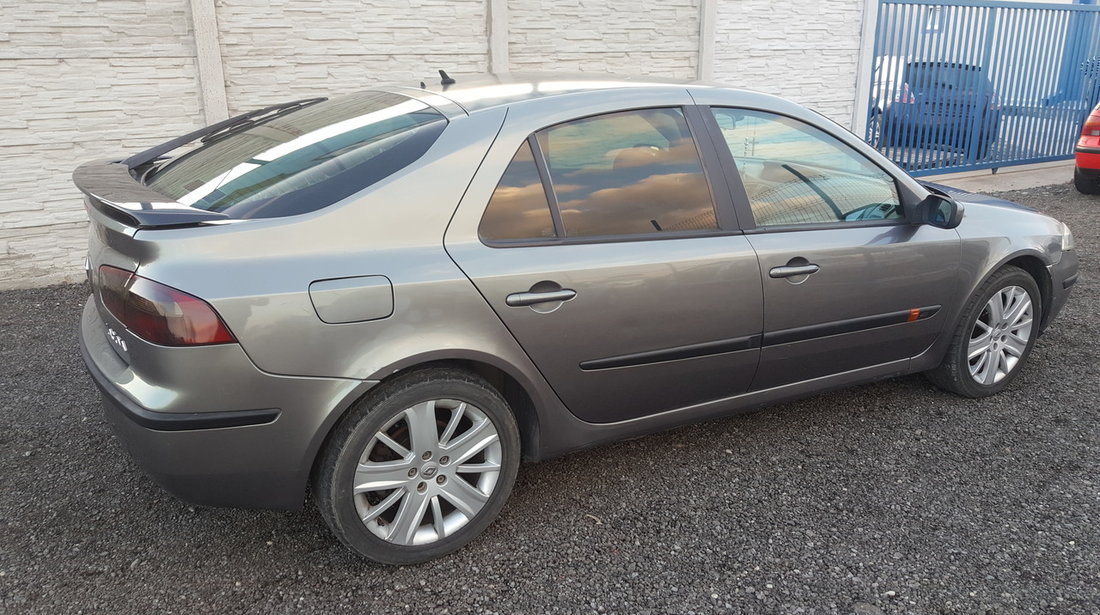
left=507, top=0, right=700, bottom=78
left=713, top=0, right=866, bottom=123
left=215, top=0, right=490, bottom=113
left=0, top=0, right=878, bottom=289
left=1, top=1, right=205, bottom=289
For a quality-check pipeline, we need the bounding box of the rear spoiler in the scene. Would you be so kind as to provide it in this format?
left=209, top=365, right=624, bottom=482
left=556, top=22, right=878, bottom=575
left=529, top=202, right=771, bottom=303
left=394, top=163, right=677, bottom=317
left=74, top=97, right=327, bottom=229
left=73, top=160, right=230, bottom=228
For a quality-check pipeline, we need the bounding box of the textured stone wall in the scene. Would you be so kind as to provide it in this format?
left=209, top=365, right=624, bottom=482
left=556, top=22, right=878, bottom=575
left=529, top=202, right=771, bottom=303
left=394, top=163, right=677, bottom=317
left=0, top=1, right=204, bottom=288
left=506, top=0, right=701, bottom=78
left=0, top=0, right=879, bottom=289
left=215, top=0, right=491, bottom=113
left=713, top=0, right=866, bottom=124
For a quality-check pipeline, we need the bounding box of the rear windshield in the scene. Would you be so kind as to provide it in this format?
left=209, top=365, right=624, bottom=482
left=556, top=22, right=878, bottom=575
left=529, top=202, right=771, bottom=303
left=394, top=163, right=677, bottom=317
left=905, top=63, right=991, bottom=92
left=146, top=91, right=447, bottom=218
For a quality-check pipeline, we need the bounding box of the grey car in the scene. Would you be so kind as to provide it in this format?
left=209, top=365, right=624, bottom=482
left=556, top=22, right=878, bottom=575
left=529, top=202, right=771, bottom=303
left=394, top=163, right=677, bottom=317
left=75, top=75, right=1078, bottom=564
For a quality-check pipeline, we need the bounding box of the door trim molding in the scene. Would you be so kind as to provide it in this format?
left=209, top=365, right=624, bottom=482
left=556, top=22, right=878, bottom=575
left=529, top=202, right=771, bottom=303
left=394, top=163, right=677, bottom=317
left=763, top=305, right=940, bottom=346
left=580, top=335, right=761, bottom=371
left=580, top=305, right=940, bottom=371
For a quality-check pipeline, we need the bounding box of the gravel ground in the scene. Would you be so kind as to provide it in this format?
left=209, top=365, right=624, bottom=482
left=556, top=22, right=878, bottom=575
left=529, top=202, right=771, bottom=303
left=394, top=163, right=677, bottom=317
left=1, top=183, right=1097, bottom=615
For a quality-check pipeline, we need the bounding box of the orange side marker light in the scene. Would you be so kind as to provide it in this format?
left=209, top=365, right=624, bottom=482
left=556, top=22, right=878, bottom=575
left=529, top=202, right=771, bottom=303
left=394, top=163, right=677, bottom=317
left=907, top=308, right=921, bottom=322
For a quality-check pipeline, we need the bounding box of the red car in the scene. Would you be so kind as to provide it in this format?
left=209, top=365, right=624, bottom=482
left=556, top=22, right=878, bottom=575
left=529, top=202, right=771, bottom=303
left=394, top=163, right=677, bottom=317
left=1076, top=102, right=1100, bottom=194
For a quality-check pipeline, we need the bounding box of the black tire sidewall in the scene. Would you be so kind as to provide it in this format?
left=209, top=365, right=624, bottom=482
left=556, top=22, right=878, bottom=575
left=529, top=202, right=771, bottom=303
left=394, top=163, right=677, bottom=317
left=317, top=369, right=521, bottom=565
left=947, top=268, right=1042, bottom=397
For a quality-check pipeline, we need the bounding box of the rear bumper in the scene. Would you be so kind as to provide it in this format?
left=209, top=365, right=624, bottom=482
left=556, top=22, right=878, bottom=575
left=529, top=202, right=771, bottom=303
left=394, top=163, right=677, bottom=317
left=1075, top=147, right=1100, bottom=171
left=79, top=297, right=374, bottom=510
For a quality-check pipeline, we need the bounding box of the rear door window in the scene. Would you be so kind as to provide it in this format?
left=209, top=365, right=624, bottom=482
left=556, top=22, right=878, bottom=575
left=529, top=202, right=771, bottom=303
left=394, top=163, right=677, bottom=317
left=147, top=92, right=447, bottom=218
left=534, top=108, right=718, bottom=237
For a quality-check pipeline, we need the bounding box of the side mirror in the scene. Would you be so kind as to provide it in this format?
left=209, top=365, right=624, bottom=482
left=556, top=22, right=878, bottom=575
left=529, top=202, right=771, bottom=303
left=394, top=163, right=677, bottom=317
left=914, top=194, right=964, bottom=229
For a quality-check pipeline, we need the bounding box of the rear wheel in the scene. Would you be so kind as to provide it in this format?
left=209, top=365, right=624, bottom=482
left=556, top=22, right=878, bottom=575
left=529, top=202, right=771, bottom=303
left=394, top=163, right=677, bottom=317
left=926, top=266, right=1041, bottom=397
left=1074, top=166, right=1100, bottom=195
left=868, top=110, right=883, bottom=147
left=314, top=367, right=521, bottom=564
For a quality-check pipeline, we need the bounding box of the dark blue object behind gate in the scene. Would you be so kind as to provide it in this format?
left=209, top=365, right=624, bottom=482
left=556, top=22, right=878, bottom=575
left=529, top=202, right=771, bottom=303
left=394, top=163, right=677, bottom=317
left=866, top=0, right=1100, bottom=176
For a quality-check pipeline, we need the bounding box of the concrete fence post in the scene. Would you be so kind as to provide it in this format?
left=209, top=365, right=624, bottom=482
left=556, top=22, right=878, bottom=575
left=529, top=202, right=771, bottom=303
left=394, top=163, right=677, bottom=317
left=189, top=0, right=230, bottom=123
left=488, top=0, right=510, bottom=74
left=698, top=0, right=717, bottom=81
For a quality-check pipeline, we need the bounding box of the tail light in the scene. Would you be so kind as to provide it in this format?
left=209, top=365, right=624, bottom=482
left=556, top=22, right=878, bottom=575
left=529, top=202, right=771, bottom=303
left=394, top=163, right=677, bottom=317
left=1082, top=111, right=1100, bottom=137
left=98, top=265, right=237, bottom=346
left=895, top=82, right=916, bottom=104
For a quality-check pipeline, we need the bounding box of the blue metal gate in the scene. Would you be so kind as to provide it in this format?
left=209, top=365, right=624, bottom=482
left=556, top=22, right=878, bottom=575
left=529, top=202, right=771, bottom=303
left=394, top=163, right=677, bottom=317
left=865, top=0, right=1100, bottom=175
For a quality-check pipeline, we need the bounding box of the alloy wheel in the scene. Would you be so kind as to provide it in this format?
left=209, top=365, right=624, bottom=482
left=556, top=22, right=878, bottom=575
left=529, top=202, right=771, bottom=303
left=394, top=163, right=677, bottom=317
left=967, top=285, right=1033, bottom=385
left=351, top=399, right=502, bottom=546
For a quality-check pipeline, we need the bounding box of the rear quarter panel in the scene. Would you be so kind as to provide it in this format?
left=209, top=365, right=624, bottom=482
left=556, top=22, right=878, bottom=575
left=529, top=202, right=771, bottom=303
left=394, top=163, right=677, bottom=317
left=129, top=109, right=541, bottom=386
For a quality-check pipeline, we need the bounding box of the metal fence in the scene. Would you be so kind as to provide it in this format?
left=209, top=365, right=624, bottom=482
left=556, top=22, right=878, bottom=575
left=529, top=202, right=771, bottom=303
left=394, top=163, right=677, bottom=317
left=865, top=0, right=1100, bottom=176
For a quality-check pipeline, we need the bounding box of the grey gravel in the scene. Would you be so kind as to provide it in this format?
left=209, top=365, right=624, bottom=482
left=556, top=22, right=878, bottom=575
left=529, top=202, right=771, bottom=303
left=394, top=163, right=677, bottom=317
left=1, top=183, right=1098, bottom=614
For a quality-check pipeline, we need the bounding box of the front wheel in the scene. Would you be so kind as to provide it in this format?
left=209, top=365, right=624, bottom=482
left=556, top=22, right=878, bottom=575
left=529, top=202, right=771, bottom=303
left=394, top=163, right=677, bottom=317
left=926, top=266, right=1041, bottom=398
left=314, top=367, right=521, bottom=564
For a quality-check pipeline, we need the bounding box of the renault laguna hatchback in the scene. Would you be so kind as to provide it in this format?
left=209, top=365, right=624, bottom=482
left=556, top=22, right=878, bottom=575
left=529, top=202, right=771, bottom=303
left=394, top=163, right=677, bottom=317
left=77, top=75, right=1078, bottom=564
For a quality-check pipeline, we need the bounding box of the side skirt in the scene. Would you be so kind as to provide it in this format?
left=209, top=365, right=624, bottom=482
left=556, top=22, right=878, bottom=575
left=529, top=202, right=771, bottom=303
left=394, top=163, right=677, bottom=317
left=535, top=357, right=915, bottom=460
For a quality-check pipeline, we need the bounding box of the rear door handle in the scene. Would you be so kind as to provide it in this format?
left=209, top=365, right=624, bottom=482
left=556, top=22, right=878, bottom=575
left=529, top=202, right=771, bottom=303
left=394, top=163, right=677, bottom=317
left=506, top=289, right=577, bottom=307
left=769, top=264, right=820, bottom=278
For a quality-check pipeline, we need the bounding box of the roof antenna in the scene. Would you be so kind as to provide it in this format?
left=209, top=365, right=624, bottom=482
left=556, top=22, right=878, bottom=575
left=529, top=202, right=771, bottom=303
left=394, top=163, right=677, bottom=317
left=419, top=81, right=426, bottom=89
left=439, top=70, right=456, bottom=86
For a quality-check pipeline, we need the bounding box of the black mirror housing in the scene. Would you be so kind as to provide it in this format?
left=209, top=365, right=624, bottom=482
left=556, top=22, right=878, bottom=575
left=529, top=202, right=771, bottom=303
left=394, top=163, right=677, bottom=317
left=914, top=193, right=964, bottom=229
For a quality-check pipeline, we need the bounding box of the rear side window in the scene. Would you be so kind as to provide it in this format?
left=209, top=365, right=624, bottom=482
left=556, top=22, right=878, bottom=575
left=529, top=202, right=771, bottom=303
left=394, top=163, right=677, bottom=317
left=147, top=92, right=447, bottom=218
left=904, top=62, right=991, bottom=93
left=479, top=141, right=556, bottom=241
left=535, top=108, right=717, bottom=237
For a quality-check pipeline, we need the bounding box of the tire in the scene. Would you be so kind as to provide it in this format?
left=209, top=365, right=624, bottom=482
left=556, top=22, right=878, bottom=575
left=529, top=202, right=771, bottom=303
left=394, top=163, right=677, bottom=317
left=314, top=367, right=521, bottom=565
left=925, top=266, right=1042, bottom=398
left=868, top=110, right=883, bottom=147
left=1074, top=167, right=1100, bottom=195
left=973, top=132, right=994, bottom=160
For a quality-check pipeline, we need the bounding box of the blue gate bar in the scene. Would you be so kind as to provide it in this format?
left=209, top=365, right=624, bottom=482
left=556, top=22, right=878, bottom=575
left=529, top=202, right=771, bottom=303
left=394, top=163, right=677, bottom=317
left=865, top=0, right=1100, bottom=176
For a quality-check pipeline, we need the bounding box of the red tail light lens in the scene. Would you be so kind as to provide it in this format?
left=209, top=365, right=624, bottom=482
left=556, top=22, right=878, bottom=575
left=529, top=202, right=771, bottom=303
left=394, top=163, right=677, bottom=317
left=895, top=82, right=916, bottom=104
left=98, top=265, right=237, bottom=346
left=1083, top=112, right=1100, bottom=137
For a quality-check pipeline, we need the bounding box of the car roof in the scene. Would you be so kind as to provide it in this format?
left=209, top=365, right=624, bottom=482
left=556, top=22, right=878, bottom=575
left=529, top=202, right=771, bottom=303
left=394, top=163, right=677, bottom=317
left=384, top=72, right=719, bottom=114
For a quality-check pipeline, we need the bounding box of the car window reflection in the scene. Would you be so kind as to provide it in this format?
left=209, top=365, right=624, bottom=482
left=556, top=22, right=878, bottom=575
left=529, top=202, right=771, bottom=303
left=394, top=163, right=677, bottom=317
left=479, top=141, right=556, bottom=241
left=536, top=108, right=718, bottom=237
left=712, top=108, right=901, bottom=227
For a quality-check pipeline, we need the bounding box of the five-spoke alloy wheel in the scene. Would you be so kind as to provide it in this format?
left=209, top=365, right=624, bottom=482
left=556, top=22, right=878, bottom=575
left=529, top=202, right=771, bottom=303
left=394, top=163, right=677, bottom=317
left=315, top=368, right=520, bottom=564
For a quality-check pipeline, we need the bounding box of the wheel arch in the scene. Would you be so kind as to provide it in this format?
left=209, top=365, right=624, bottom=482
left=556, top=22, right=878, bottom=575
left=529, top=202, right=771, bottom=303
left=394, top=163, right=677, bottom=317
left=305, top=351, right=545, bottom=495
left=993, top=251, right=1054, bottom=330
left=912, top=246, right=1054, bottom=375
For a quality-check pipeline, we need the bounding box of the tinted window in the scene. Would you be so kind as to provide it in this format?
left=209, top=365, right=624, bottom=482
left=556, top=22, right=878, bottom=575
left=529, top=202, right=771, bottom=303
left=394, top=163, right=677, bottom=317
left=711, top=108, right=901, bottom=227
left=147, top=92, right=447, bottom=218
left=536, top=108, right=717, bottom=237
left=479, top=141, right=556, bottom=241
left=904, top=62, right=991, bottom=93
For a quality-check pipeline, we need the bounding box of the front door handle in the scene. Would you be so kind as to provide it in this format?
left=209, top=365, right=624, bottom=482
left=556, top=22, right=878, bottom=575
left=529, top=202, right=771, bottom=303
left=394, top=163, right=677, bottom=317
left=769, top=264, right=820, bottom=278
left=506, top=289, right=577, bottom=307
